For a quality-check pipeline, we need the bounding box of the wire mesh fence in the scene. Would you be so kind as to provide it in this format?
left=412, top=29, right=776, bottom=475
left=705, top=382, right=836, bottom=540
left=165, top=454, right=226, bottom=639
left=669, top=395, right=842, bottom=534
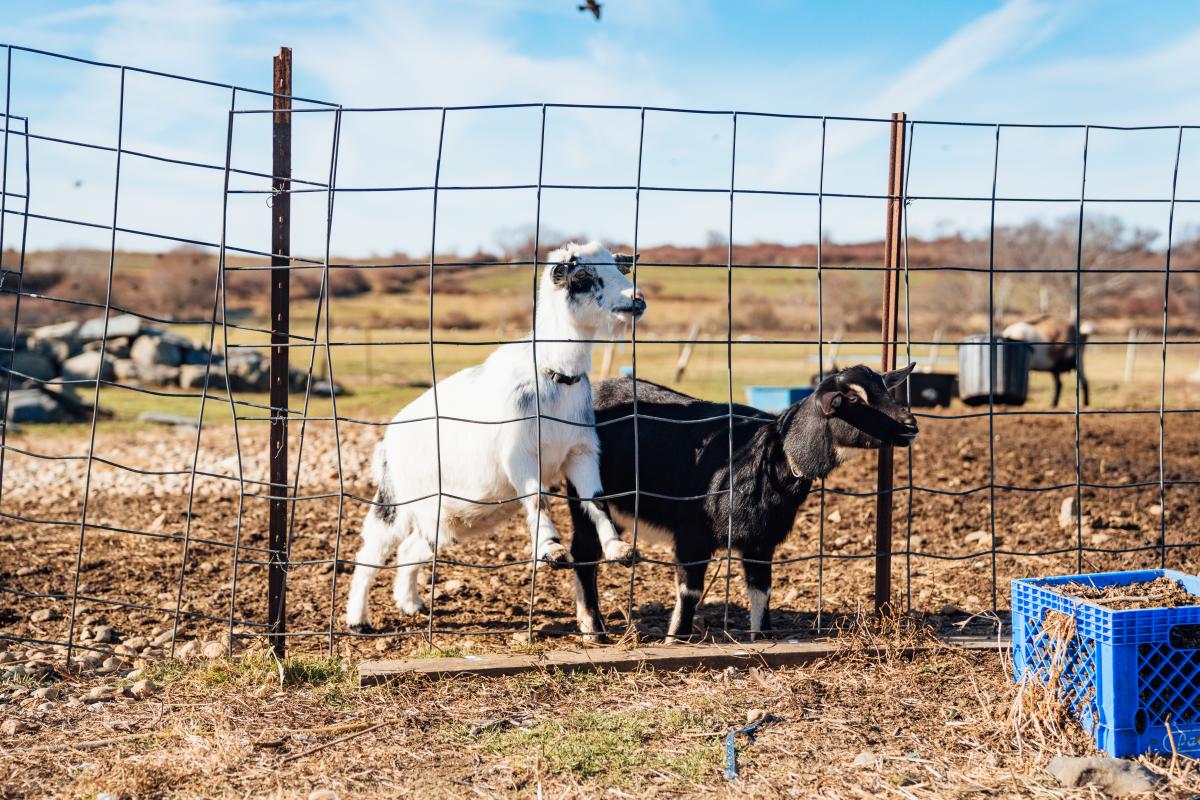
left=1, top=44, right=1198, bottom=666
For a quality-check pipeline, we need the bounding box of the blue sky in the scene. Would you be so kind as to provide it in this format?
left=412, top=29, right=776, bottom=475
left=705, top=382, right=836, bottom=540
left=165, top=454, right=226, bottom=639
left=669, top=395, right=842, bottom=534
left=4, top=0, right=1200, bottom=257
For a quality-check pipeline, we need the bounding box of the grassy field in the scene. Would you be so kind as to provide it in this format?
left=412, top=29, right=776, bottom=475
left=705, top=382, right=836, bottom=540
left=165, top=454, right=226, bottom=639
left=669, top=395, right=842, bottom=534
left=12, top=254, right=1184, bottom=433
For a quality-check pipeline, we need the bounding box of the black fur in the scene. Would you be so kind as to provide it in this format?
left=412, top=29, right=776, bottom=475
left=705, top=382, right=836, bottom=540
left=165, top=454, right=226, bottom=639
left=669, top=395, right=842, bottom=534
left=374, top=452, right=397, bottom=526
left=567, top=365, right=917, bottom=641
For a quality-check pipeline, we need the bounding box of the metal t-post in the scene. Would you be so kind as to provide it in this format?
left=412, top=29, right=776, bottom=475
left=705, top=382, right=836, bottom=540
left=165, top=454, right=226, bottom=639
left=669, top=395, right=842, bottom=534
left=268, top=46, right=292, bottom=658
left=875, top=112, right=906, bottom=615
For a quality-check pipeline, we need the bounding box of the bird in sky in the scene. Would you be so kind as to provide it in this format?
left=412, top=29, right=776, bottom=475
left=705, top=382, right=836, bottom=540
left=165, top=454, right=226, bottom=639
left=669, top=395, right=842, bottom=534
left=578, top=1, right=601, bottom=21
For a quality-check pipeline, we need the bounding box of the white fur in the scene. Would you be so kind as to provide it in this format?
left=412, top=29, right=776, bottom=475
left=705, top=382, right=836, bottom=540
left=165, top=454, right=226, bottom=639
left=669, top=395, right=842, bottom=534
left=346, top=242, right=643, bottom=629
left=1003, top=321, right=1057, bottom=371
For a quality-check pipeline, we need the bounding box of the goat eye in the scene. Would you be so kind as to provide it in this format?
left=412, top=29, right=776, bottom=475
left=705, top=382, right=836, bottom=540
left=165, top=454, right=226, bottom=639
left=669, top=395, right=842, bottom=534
left=845, top=393, right=858, bottom=403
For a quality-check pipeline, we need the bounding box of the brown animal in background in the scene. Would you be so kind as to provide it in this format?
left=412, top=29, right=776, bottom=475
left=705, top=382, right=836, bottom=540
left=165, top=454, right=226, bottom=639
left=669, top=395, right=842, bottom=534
left=1003, top=314, right=1092, bottom=407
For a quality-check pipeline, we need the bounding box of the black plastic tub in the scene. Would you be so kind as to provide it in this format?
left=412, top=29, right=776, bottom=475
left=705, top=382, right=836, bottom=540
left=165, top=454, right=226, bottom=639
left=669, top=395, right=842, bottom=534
left=906, top=371, right=956, bottom=407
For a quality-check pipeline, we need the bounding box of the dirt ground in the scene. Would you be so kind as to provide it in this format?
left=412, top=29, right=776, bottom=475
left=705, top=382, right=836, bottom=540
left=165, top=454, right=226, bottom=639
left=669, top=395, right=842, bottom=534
left=1, top=409, right=1199, bottom=796
left=1, top=410, right=1197, bottom=659
left=3, top=634, right=1200, bottom=798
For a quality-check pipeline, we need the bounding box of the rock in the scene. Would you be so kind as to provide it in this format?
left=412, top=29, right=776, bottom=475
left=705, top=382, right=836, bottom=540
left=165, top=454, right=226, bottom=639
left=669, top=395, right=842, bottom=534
left=308, top=790, right=340, bottom=800
left=2, top=389, right=68, bottom=424
left=181, top=346, right=212, bottom=366
left=1046, top=756, right=1160, bottom=796
left=179, top=363, right=226, bottom=390
left=201, top=641, right=225, bottom=659
left=441, top=579, right=466, bottom=596
left=122, top=636, right=148, bottom=652
left=308, top=379, right=346, bottom=397
left=83, top=336, right=132, bottom=359
left=78, top=313, right=142, bottom=342
left=832, top=535, right=851, bottom=549
left=32, top=320, right=81, bottom=343
left=61, top=351, right=116, bottom=383
left=745, top=708, right=767, bottom=725
left=85, top=685, right=118, bottom=701
left=851, top=750, right=879, bottom=768
left=131, top=334, right=183, bottom=368
left=91, top=625, right=116, bottom=644
left=511, top=631, right=532, bottom=646
left=113, top=358, right=140, bottom=382
left=225, top=350, right=269, bottom=391
left=1090, top=532, right=1113, bottom=546
left=30, top=609, right=54, bottom=624
left=152, top=629, right=174, bottom=647
left=1149, top=504, right=1164, bottom=517
left=963, top=530, right=990, bottom=546
left=125, top=667, right=145, bottom=681
left=826, top=509, right=842, bottom=523
left=9, top=350, right=56, bottom=382
left=33, top=686, right=60, bottom=701
left=1, top=719, right=30, bottom=735
left=1059, top=496, right=1076, bottom=529
left=964, top=595, right=982, bottom=608
left=175, top=640, right=198, bottom=658
left=127, top=679, right=157, bottom=699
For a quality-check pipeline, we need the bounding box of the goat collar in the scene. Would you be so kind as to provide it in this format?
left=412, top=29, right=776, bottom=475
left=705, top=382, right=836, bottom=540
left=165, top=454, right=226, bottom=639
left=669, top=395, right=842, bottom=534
left=542, top=367, right=583, bottom=385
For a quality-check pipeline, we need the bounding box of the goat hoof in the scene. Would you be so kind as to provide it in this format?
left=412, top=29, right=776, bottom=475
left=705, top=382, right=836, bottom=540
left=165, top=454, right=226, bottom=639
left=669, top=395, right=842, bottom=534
left=395, top=599, right=428, bottom=616
left=537, top=542, right=572, bottom=567
left=348, top=622, right=375, bottom=635
left=603, top=540, right=636, bottom=565
left=580, top=631, right=610, bottom=644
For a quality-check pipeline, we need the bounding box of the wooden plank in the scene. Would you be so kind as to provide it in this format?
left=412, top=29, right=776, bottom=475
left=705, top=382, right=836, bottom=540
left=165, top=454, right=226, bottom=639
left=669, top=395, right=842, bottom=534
left=358, top=634, right=1010, bottom=685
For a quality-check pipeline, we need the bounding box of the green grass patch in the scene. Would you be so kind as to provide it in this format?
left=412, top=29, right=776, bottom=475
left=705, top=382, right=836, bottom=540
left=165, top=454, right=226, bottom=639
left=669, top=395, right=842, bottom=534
left=143, top=652, right=355, bottom=701
left=407, top=644, right=466, bottom=659
left=477, top=706, right=722, bottom=787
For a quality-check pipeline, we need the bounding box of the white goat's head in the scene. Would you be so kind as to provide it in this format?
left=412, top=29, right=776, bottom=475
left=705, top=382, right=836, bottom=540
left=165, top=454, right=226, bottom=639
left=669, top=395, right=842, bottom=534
left=541, top=242, right=646, bottom=332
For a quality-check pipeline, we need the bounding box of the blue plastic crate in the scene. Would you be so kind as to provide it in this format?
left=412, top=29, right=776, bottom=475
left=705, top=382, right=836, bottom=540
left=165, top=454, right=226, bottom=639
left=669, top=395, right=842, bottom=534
left=744, top=386, right=813, bottom=413
left=1012, top=569, right=1200, bottom=758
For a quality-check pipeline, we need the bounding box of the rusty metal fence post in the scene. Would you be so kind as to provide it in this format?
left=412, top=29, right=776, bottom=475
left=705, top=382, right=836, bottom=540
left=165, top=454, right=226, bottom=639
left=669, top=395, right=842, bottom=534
left=875, top=112, right=907, bottom=615
left=268, top=46, right=292, bottom=658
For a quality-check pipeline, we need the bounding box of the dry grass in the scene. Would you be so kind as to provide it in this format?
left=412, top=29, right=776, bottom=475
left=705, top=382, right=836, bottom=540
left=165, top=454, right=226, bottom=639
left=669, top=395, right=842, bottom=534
left=4, top=630, right=1200, bottom=798
left=1054, top=577, right=1197, bottom=610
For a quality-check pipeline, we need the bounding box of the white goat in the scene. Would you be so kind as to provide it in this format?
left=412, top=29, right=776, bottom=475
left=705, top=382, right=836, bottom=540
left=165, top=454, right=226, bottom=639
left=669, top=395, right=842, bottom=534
left=345, top=242, right=646, bottom=631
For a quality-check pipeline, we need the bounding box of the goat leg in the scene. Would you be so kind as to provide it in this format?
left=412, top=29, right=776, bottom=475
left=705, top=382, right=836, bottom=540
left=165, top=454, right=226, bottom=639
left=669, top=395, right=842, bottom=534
left=566, top=481, right=609, bottom=641
left=742, top=550, right=774, bottom=641
left=665, top=561, right=707, bottom=644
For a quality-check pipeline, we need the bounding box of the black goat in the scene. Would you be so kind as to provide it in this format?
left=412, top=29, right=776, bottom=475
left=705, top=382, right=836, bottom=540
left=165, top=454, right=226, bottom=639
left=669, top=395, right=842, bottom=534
left=567, top=363, right=918, bottom=642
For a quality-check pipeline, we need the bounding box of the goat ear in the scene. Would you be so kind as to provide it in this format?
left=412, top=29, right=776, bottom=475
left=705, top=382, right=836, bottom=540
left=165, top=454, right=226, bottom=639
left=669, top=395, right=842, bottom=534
left=613, top=253, right=635, bottom=274
left=883, top=362, right=916, bottom=389
left=551, top=262, right=570, bottom=287
left=818, top=389, right=843, bottom=417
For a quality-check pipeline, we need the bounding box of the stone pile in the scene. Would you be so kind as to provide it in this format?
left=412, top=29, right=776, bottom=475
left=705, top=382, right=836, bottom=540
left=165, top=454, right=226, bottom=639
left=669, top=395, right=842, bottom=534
left=2, top=314, right=345, bottom=423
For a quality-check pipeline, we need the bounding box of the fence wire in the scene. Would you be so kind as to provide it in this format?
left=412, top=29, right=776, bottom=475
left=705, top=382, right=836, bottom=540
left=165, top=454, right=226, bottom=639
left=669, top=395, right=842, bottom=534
left=0, top=43, right=1197, bottom=665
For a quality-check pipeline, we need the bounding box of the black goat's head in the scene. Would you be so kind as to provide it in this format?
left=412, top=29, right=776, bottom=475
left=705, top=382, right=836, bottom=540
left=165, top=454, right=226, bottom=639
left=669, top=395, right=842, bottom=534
left=812, top=363, right=918, bottom=449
